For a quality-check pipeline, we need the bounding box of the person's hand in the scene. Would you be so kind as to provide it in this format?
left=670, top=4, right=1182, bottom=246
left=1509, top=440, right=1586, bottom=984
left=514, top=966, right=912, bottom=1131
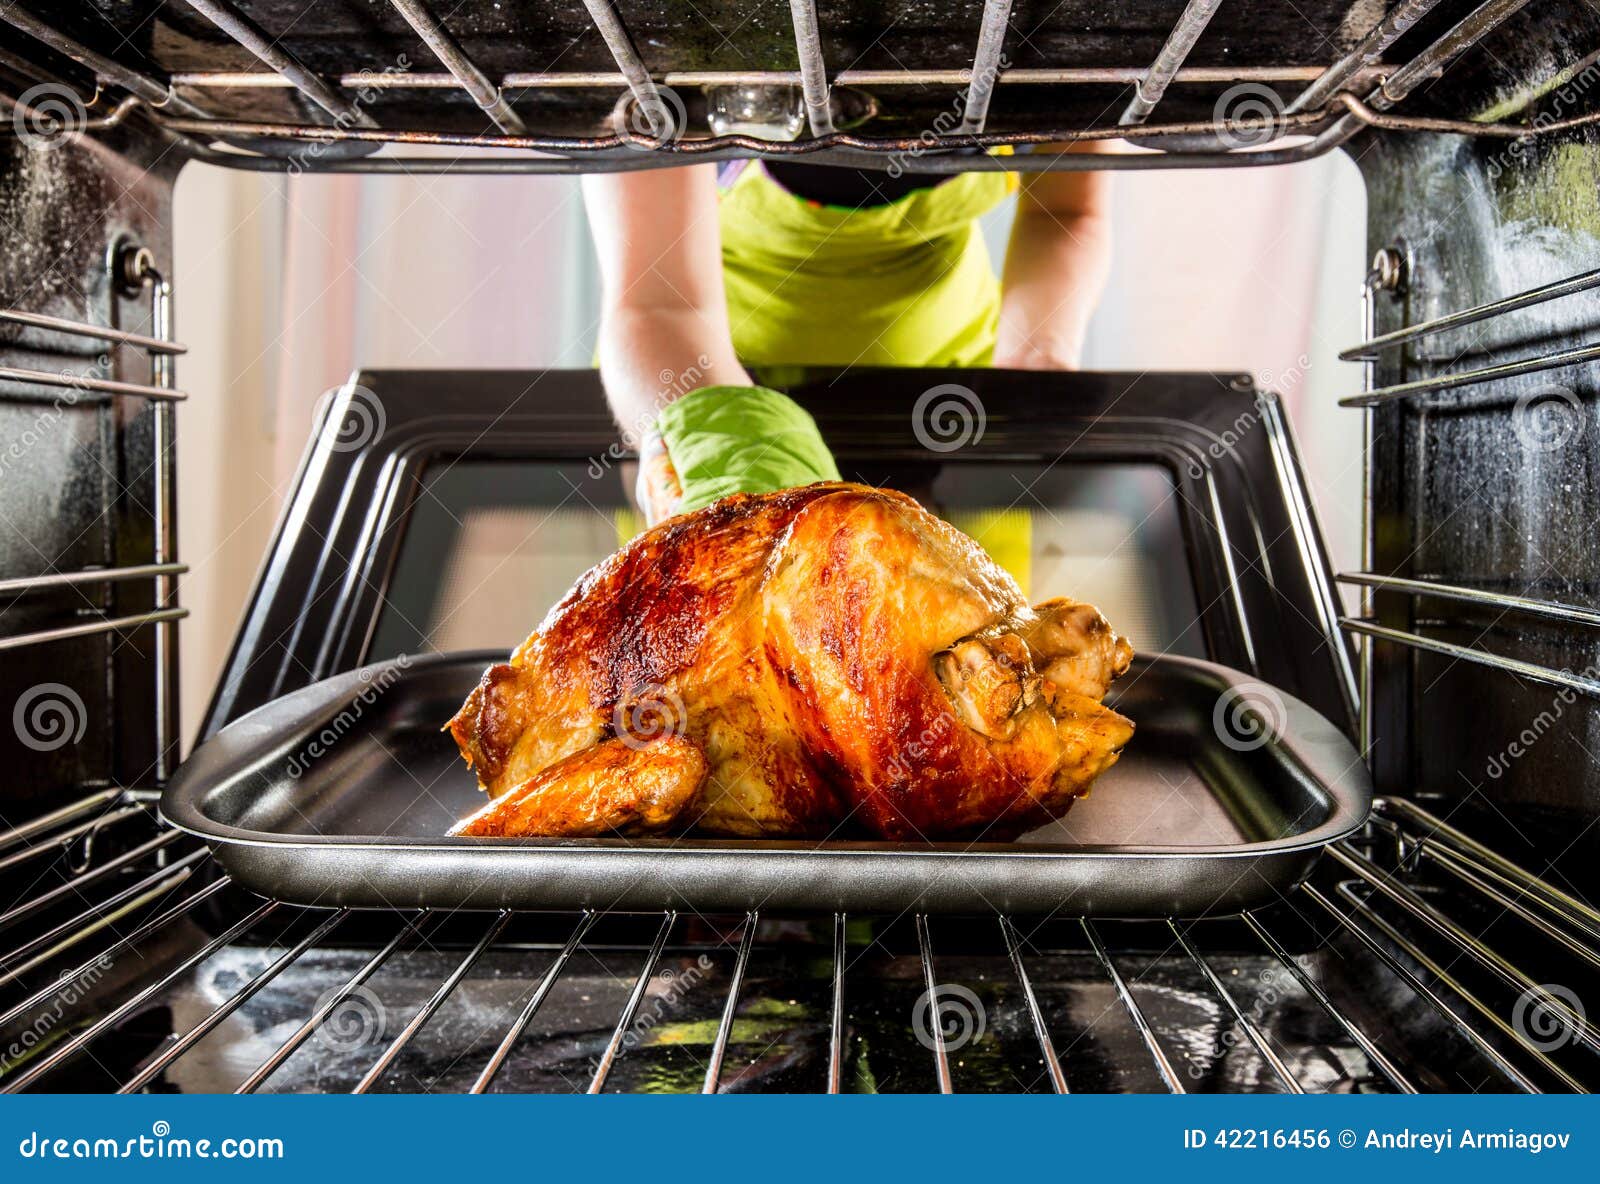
left=637, top=385, right=840, bottom=525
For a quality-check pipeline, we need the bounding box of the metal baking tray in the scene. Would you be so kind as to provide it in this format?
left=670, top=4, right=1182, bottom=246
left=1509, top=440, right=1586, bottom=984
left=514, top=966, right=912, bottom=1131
left=162, top=650, right=1371, bottom=916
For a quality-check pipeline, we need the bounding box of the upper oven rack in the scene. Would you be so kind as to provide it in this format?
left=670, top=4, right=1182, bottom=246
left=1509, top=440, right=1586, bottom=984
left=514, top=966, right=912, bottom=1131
left=2, top=789, right=1596, bottom=1092
left=0, top=0, right=1593, bottom=173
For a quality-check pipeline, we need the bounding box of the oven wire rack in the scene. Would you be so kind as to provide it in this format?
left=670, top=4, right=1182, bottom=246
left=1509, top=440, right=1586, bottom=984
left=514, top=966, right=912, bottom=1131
left=0, top=1, right=1594, bottom=173
left=1, top=790, right=1595, bottom=1093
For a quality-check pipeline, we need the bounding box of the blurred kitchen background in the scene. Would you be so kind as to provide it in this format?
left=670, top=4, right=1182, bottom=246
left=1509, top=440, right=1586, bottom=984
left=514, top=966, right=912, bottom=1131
left=172, top=149, right=1367, bottom=748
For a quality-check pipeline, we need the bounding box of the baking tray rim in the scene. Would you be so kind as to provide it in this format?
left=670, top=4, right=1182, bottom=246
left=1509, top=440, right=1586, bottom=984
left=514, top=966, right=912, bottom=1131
left=161, top=650, right=1372, bottom=863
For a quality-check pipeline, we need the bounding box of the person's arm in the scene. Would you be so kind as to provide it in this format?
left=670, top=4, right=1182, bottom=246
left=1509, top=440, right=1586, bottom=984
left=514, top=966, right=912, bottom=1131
left=993, top=142, right=1114, bottom=371
left=582, top=164, right=750, bottom=433
left=581, top=165, right=838, bottom=524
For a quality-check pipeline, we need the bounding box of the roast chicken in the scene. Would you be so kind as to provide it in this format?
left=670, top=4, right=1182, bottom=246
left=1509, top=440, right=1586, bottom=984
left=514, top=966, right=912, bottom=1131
left=448, top=481, right=1134, bottom=841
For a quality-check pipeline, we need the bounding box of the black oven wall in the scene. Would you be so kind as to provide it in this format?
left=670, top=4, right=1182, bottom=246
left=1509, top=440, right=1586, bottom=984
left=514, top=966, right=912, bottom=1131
left=1354, top=1, right=1600, bottom=885
left=0, top=119, right=180, bottom=821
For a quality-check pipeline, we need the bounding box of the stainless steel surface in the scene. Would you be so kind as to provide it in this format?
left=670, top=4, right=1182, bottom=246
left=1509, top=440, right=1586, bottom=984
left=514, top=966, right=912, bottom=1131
left=162, top=651, right=1373, bottom=916
left=959, top=0, right=1014, bottom=134
left=915, top=915, right=953, bottom=1093
left=1340, top=266, right=1600, bottom=360
left=386, top=0, right=526, bottom=133
left=0, top=308, right=186, bottom=355
left=1082, top=918, right=1184, bottom=1093
left=1168, top=920, right=1303, bottom=1093
left=587, top=913, right=675, bottom=1093
left=124, top=249, right=181, bottom=783
left=1118, top=0, right=1225, bottom=125
left=0, top=563, right=188, bottom=597
left=787, top=0, right=835, bottom=137
left=1337, top=340, right=1600, bottom=407
left=999, top=917, right=1067, bottom=1093
left=1338, top=572, right=1600, bottom=629
left=827, top=912, right=845, bottom=1094
left=1340, top=617, right=1600, bottom=701
left=352, top=911, right=512, bottom=1094
left=0, top=365, right=188, bottom=402
left=703, top=914, right=757, bottom=1093
left=0, top=607, right=188, bottom=654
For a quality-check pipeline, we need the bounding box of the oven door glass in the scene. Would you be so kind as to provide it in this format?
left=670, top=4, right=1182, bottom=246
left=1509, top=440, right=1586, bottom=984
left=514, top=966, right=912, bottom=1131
left=367, top=459, right=1203, bottom=661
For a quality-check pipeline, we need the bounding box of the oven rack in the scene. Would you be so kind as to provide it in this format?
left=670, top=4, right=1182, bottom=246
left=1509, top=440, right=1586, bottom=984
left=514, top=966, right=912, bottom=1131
left=0, top=292, right=188, bottom=777
left=1, top=1, right=1593, bottom=174
left=1336, top=258, right=1600, bottom=733
left=1, top=791, right=1594, bottom=1093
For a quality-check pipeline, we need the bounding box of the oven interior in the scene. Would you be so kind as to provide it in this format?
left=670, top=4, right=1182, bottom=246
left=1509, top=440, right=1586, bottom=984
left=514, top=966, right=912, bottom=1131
left=2, top=0, right=1599, bottom=1093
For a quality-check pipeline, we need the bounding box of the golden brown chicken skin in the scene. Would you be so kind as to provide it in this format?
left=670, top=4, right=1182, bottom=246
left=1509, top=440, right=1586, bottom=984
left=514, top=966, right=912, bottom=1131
left=447, top=482, right=1133, bottom=841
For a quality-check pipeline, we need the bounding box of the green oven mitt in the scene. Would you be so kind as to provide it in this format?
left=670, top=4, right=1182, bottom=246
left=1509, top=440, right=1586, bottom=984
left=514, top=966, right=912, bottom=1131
left=638, top=385, right=840, bottom=524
